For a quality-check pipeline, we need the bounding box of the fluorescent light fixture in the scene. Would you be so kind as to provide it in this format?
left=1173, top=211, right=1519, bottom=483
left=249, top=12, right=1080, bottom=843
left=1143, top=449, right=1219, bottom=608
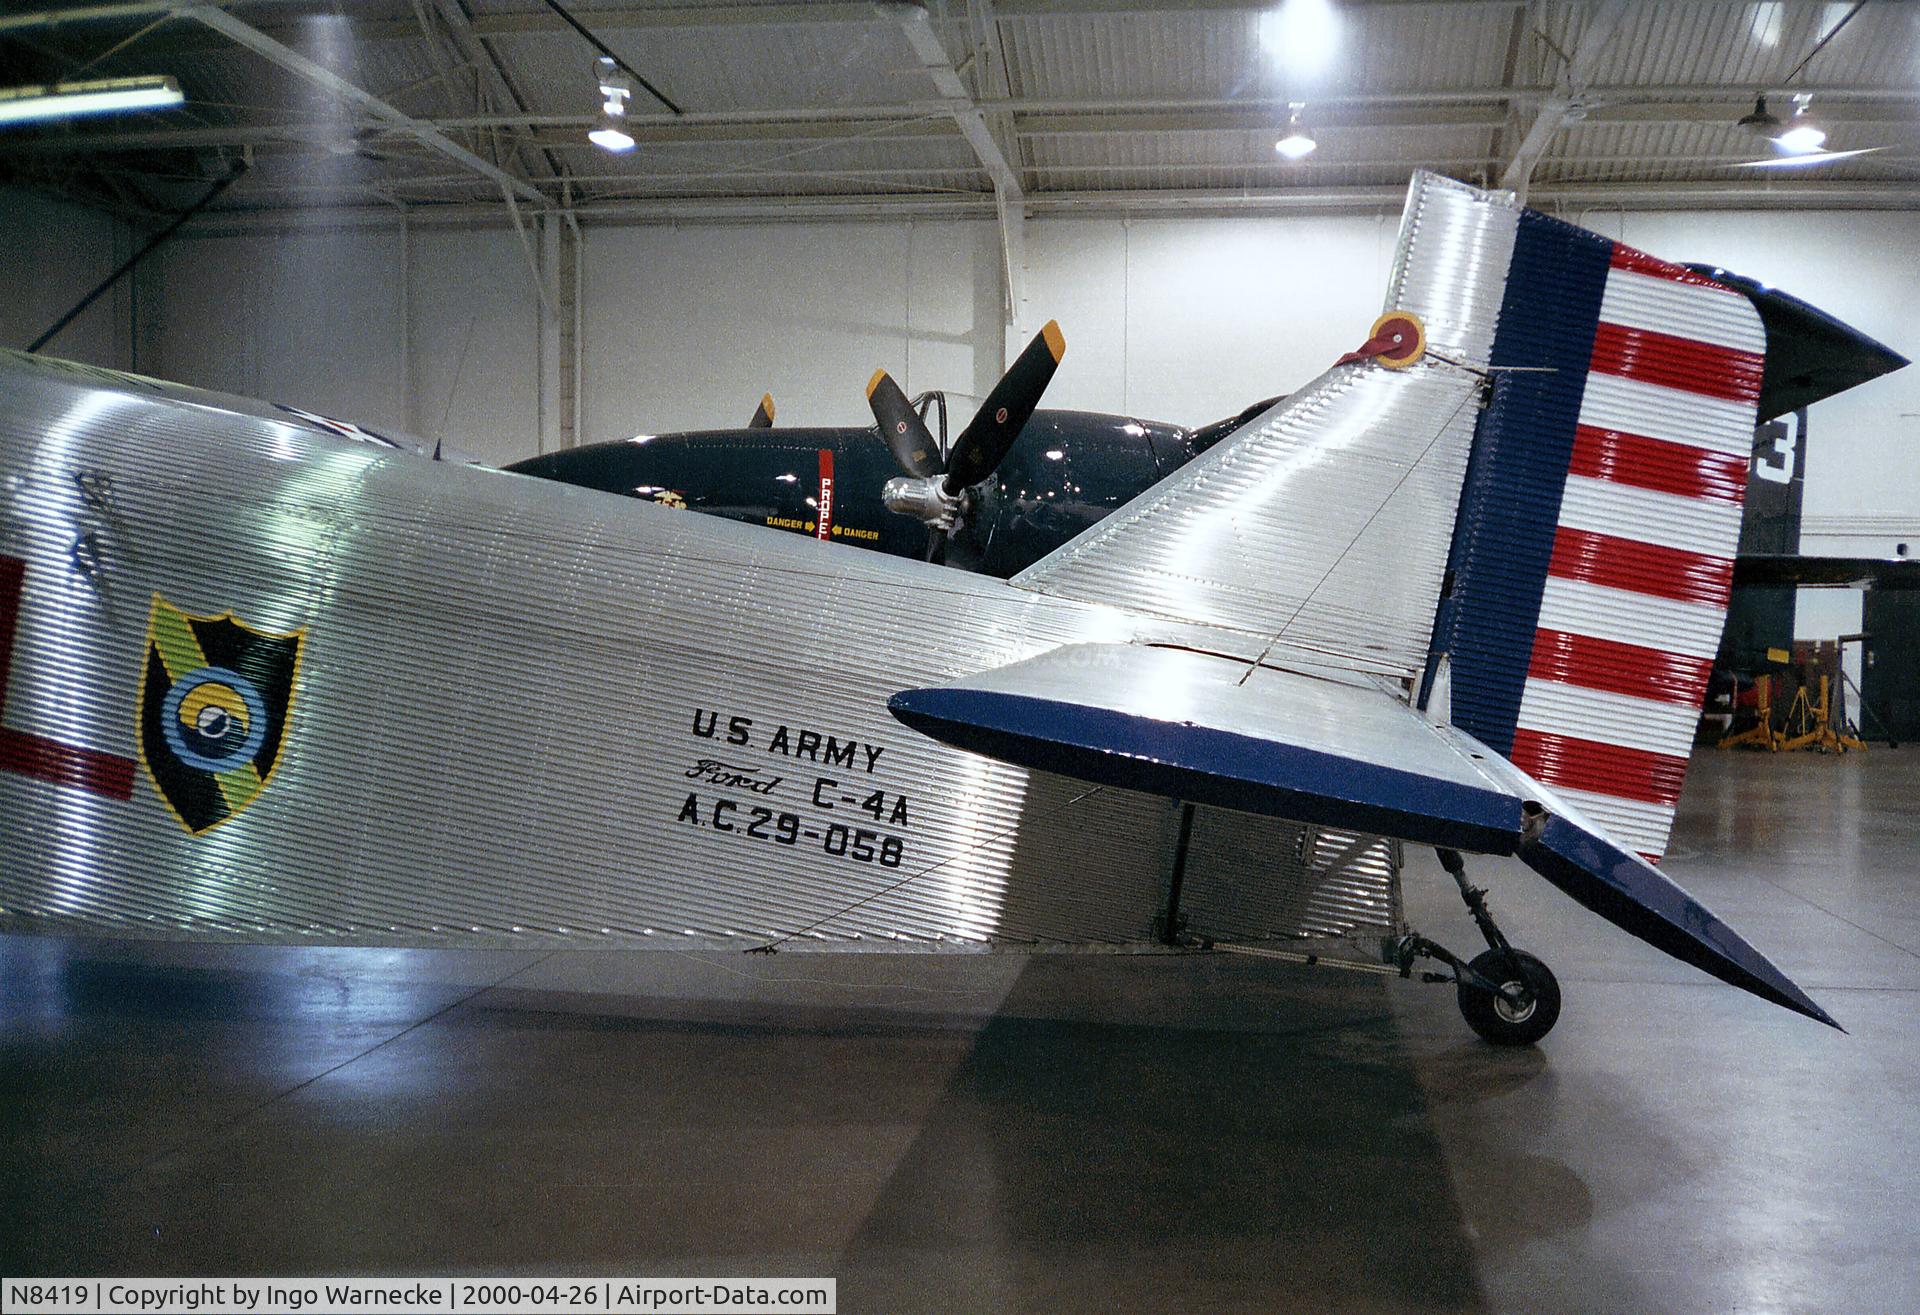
left=1274, top=101, right=1316, bottom=159
left=0, top=75, right=183, bottom=125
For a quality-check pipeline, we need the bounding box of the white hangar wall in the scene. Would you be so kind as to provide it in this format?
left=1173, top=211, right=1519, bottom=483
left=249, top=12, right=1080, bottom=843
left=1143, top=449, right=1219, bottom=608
left=131, top=225, right=544, bottom=468
left=0, top=187, right=545, bottom=467
left=0, top=187, right=135, bottom=372
left=578, top=219, right=1006, bottom=441
left=573, top=211, right=1401, bottom=441
left=5, top=186, right=1916, bottom=637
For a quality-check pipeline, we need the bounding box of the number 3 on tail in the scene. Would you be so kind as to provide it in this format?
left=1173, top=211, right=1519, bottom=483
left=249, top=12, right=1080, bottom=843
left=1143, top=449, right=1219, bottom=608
left=1755, top=416, right=1798, bottom=485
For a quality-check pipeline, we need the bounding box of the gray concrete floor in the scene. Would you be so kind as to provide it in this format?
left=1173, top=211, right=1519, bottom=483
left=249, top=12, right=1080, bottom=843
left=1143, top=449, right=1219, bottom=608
left=3, top=750, right=1917, bottom=1312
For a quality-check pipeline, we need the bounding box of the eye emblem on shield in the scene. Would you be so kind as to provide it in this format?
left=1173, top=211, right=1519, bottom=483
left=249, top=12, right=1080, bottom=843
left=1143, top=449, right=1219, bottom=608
left=138, top=595, right=305, bottom=835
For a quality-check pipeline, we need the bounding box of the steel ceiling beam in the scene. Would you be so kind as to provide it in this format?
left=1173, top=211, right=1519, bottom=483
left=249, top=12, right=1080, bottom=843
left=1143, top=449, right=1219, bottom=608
left=8, top=78, right=1916, bottom=155
left=424, top=0, right=566, bottom=182
left=84, top=0, right=1520, bottom=43
left=0, top=2, right=212, bottom=34
left=969, top=0, right=1031, bottom=339
left=1500, top=0, right=1630, bottom=198
left=172, top=178, right=1920, bottom=237
left=444, top=0, right=1519, bottom=32
left=889, top=0, right=1028, bottom=332
left=16, top=95, right=1918, bottom=159
left=179, top=4, right=550, bottom=207
left=233, top=148, right=1917, bottom=196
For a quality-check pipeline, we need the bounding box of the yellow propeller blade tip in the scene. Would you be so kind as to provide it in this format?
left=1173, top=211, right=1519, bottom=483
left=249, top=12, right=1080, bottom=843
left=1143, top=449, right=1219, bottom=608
left=1041, top=319, right=1065, bottom=362
left=865, top=367, right=888, bottom=399
left=760, top=393, right=776, bottom=422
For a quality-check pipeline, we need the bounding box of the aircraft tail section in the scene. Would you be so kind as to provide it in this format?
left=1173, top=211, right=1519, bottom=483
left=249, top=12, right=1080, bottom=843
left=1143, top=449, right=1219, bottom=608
left=1428, top=214, right=1767, bottom=862
left=1015, top=172, right=1901, bottom=863
left=1012, top=172, right=1512, bottom=674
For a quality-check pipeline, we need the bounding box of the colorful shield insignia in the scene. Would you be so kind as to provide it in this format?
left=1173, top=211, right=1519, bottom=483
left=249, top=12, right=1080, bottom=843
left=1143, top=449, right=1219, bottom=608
left=137, top=595, right=304, bottom=835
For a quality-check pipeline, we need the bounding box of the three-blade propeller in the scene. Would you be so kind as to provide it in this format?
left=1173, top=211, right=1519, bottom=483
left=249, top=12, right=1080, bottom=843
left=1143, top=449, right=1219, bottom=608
left=866, top=320, right=1065, bottom=541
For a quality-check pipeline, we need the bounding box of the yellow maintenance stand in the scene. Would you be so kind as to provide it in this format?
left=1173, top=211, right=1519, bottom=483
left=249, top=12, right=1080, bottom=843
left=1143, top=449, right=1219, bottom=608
left=1719, top=674, right=1780, bottom=751
left=1779, top=674, right=1869, bottom=754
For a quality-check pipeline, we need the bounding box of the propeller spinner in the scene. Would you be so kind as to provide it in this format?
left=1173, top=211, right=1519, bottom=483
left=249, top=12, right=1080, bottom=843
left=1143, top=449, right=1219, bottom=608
left=867, top=319, right=1066, bottom=536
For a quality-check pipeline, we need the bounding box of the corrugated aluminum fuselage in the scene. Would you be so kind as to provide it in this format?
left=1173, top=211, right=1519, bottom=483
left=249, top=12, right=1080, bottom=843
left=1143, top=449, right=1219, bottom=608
left=0, top=355, right=1399, bottom=950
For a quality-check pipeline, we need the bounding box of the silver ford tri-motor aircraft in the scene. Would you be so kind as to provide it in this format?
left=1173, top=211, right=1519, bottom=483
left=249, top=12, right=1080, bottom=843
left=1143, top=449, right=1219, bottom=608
left=0, top=172, right=1901, bottom=1044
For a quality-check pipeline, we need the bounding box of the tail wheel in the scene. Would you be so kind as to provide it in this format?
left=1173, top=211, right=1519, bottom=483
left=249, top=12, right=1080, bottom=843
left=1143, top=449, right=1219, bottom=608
left=1457, top=949, right=1561, bottom=1046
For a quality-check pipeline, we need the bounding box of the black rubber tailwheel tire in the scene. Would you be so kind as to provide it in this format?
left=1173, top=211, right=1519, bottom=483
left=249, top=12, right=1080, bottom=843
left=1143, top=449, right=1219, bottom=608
left=1457, top=949, right=1561, bottom=1046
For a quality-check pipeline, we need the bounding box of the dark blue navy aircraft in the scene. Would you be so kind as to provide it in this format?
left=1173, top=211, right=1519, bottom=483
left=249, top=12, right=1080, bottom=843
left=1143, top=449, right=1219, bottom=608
left=507, top=275, right=1908, bottom=589
left=506, top=319, right=1289, bottom=577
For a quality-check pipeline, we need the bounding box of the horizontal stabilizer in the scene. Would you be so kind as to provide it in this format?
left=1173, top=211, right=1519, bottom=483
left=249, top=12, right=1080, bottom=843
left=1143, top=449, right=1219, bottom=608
left=1734, top=554, right=1920, bottom=590
left=890, top=642, right=1836, bottom=1027
left=890, top=644, right=1526, bottom=853
left=1519, top=812, right=1839, bottom=1029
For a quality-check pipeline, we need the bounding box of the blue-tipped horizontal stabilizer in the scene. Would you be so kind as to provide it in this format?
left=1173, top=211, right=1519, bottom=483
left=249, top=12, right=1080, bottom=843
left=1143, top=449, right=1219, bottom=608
left=1518, top=814, right=1841, bottom=1030
left=889, top=642, right=1839, bottom=1029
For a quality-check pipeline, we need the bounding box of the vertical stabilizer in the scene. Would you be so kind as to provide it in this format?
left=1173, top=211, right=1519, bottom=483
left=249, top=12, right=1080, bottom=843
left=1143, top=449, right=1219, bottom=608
left=1429, top=218, right=1765, bottom=860
left=1012, top=173, right=1519, bottom=676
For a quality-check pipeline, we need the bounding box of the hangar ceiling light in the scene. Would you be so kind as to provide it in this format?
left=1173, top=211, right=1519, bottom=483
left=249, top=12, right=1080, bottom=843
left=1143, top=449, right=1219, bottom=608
left=1275, top=102, right=1317, bottom=159
left=1736, top=94, right=1782, bottom=137
left=589, top=55, right=636, bottom=154
left=1258, top=0, right=1341, bottom=77
left=1738, top=92, right=1830, bottom=155
left=1774, top=94, right=1827, bottom=154
left=0, top=74, right=182, bottom=125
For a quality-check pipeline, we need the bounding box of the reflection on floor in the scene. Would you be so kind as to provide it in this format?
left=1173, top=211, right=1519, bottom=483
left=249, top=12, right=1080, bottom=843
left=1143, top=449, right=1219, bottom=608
left=4, top=751, right=1917, bottom=1313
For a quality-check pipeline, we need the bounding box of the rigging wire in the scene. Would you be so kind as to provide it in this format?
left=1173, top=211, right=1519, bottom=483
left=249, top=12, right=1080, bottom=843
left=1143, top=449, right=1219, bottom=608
left=1237, top=377, right=1481, bottom=685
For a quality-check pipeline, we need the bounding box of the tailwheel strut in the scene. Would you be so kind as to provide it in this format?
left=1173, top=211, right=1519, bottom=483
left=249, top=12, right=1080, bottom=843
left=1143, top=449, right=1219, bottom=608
left=1394, top=849, right=1562, bottom=1046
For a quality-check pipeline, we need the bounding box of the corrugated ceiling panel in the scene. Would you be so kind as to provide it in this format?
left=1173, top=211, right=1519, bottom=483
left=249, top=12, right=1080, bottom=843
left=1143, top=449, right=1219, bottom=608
left=561, top=134, right=987, bottom=199
left=1536, top=0, right=1920, bottom=91
left=10, top=0, right=1914, bottom=214
left=1534, top=115, right=1917, bottom=188
left=1024, top=123, right=1497, bottom=193
left=1001, top=3, right=1521, bottom=103
left=480, top=21, right=921, bottom=118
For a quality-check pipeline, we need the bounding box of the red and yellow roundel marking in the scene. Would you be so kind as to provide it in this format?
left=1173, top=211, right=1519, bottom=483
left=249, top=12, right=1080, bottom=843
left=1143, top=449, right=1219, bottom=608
left=1369, top=312, right=1426, bottom=369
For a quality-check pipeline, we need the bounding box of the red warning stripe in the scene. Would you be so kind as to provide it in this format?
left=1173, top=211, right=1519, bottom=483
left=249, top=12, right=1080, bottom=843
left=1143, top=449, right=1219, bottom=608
left=0, top=727, right=134, bottom=799
left=1527, top=628, right=1713, bottom=706
left=1569, top=424, right=1750, bottom=504
left=1588, top=321, right=1764, bottom=404
left=1510, top=728, right=1689, bottom=807
left=0, top=554, right=137, bottom=801
left=815, top=448, right=835, bottom=542
left=1608, top=244, right=1741, bottom=292
left=1547, top=526, right=1734, bottom=606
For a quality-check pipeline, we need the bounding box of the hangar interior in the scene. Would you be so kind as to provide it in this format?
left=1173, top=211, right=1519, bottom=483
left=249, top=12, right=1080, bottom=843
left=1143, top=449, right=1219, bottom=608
left=3, top=3, right=1920, bottom=1312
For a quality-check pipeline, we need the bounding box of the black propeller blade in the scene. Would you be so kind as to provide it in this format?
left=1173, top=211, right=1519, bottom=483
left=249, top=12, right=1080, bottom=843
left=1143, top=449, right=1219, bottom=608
left=942, top=319, right=1064, bottom=495
left=866, top=319, right=1066, bottom=566
left=748, top=393, right=775, bottom=429
left=866, top=368, right=943, bottom=478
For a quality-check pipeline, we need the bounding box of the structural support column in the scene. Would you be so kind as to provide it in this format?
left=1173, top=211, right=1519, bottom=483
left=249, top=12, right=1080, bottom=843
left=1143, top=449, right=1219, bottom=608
left=537, top=215, right=567, bottom=455
left=890, top=0, right=1028, bottom=355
